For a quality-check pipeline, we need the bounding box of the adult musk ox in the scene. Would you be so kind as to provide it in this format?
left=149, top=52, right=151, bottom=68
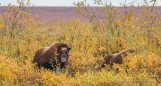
left=33, top=43, right=71, bottom=70
left=99, top=49, right=134, bottom=73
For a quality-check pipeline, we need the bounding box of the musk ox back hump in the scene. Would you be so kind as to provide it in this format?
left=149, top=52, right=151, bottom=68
left=33, top=47, right=50, bottom=63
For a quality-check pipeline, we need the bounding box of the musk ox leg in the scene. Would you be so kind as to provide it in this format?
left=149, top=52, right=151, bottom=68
left=60, top=63, right=66, bottom=69
left=96, top=63, right=106, bottom=71
left=100, top=63, right=106, bottom=68
left=55, top=63, right=66, bottom=70
left=42, top=62, right=57, bottom=71
left=59, top=63, right=66, bottom=72
left=40, top=62, right=66, bottom=71
left=113, top=65, right=129, bottom=74
left=97, top=62, right=113, bottom=71
left=109, top=64, right=119, bottom=73
left=125, top=65, right=129, bottom=74
left=114, top=68, right=119, bottom=73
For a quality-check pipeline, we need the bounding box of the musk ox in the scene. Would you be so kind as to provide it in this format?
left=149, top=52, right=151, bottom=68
left=99, top=49, right=134, bottom=73
left=33, top=43, right=71, bottom=70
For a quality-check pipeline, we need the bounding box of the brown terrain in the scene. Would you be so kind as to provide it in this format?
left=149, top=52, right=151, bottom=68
left=0, top=6, right=161, bottom=22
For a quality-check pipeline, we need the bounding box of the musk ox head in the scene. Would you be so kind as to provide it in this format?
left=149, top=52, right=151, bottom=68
left=55, top=46, right=71, bottom=63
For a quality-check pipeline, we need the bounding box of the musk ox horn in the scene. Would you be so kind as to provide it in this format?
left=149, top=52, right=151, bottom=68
left=55, top=47, right=60, bottom=56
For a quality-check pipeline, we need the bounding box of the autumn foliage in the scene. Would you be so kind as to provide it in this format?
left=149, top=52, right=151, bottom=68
left=0, top=0, right=161, bottom=85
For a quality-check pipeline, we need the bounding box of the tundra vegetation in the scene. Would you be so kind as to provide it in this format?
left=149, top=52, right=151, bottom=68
left=0, top=0, right=161, bottom=85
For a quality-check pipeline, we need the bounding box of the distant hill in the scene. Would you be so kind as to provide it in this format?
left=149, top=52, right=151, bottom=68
left=0, top=6, right=161, bottom=22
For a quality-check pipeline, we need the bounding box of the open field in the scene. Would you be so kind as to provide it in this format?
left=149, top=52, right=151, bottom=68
left=1, top=6, right=161, bottom=22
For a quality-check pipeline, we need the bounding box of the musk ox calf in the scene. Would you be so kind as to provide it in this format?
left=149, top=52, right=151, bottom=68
left=33, top=43, right=71, bottom=70
left=99, top=49, right=134, bottom=72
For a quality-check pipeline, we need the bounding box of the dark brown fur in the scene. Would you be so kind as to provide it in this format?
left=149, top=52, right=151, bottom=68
left=99, top=49, right=134, bottom=72
left=33, top=43, right=71, bottom=70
